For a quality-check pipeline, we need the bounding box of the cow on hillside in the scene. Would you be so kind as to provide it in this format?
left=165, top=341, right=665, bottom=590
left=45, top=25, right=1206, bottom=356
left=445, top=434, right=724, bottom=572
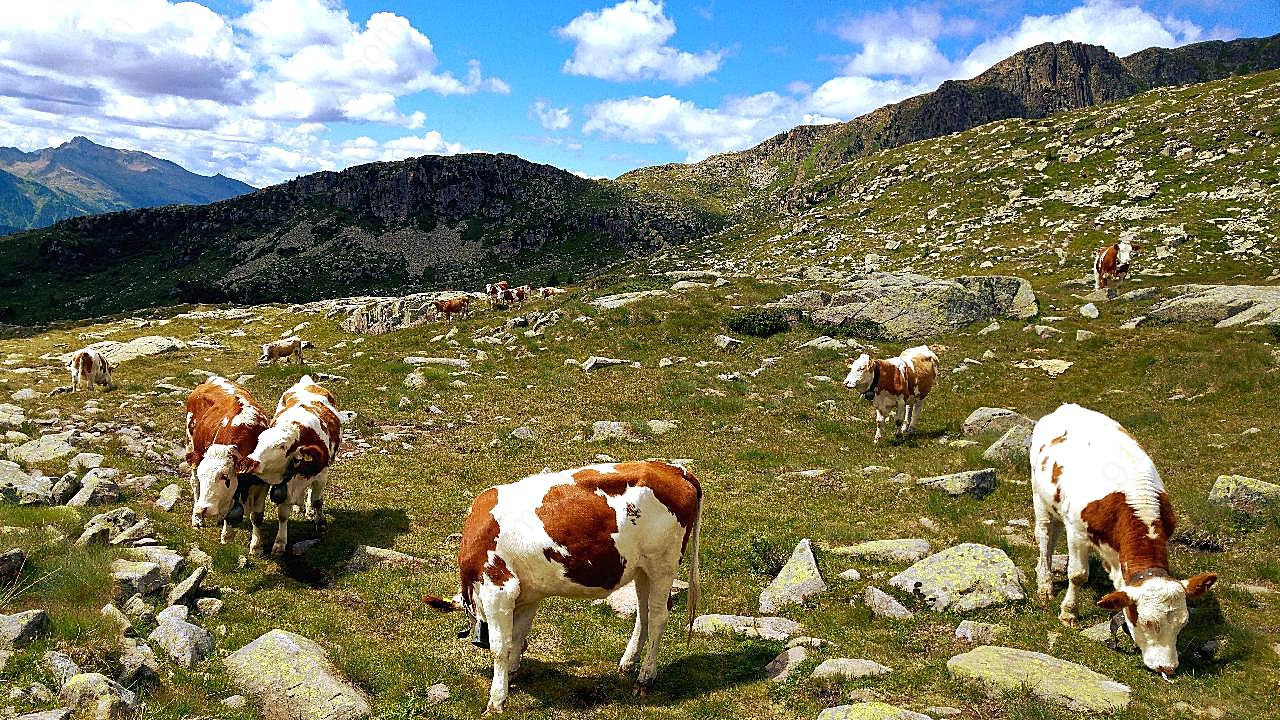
left=434, top=296, right=471, bottom=321
left=259, top=337, right=312, bottom=365
left=186, top=377, right=271, bottom=549
left=1094, top=240, right=1140, bottom=297
left=424, top=460, right=702, bottom=714
left=842, top=345, right=938, bottom=442
left=68, top=347, right=114, bottom=392
left=1030, top=403, right=1217, bottom=677
left=538, top=286, right=567, bottom=298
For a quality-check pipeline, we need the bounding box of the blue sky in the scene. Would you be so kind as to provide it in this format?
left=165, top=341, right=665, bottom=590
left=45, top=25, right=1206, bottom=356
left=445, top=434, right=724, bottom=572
left=0, top=1, right=1275, bottom=186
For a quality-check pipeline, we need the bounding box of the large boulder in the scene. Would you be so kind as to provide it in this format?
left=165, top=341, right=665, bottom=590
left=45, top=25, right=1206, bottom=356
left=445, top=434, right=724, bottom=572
left=148, top=614, right=213, bottom=668
left=962, top=408, right=1033, bottom=437
left=916, top=469, right=997, bottom=499
left=764, top=646, right=808, bottom=682
left=947, top=645, right=1131, bottom=712
left=0, top=609, right=49, bottom=649
left=1148, top=285, right=1280, bottom=327
left=77, top=508, right=139, bottom=548
left=8, top=432, right=77, bottom=465
left=58, top=673, right=138, bottom=720
left=110, top=560, right=164, bottom=601
left=759, top=538, right=827, bottom=613
left=0, top=461, right=53, bottom=504
left=830, top=539, right=930, bottom=564
left=66, top=468, right=121, bottom=507
left=1208, top=475, right=1280, bottom=510
left=592, top=290, right=671, bottom=309
left=889, top=544, right=1025, bottom=612
left=774, top=272, right=1037, bottom=341
left=981, top=425, right=1033, bottom=466
left=338, top=292, right=460, bottom=335
left=817, top=703, right=933, bottom=720
left=225, top=629, right=371, bottom=720
left=57, top=336, right=186, bottom=365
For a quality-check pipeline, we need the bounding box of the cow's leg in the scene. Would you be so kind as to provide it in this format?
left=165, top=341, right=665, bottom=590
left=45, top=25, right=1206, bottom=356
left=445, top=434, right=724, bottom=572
left=635, top=571, right=675, bottom=695
left=1033, top=495, right=1060, bottom=600
left=873, top=408, right=885, bottom=442
left=619, top=571, right=652, bottom=674
left=908, top=398, right=925, bottom=434
left=1059, top=530, right=1091, bottom=625
left=508, top=600, right=540, bottom=676
left=295, top=348, right=303, bottom=365
left=247, top=485, right=268, bottom=556
left=480, top=585, right=519, bottom=714
left=894, top=399, right=908, bottom=437
left=220, top=519, right=234, bottom=545
left=305, top=473, right=329, bottom=534
left=271, top=498, right=292, bottom=556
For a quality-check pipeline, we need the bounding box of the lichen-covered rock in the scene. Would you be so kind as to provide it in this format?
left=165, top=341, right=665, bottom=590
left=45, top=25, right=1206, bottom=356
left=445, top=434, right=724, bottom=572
left=344, top=545, right=431, bottom=572
left=764, top=646, right=808, bottom=682
left=0, top=609, right=49, bottom=649
left=1148, top=284, right=1280, bottom=327
left=0, top=403, right=25, bottom=428
left=59, top=673, right=138, bottom=720
left=916, top=469, right=997, bottom=499
left=58, top=336, right=185, bottom=365
left=830, top=539, right=930, bottom=563
left=759, top=538, right=827, bottom=613
left=110, top=560, right=164, bottom=601
left=981, top=425, right=1033, bottom=466
left=15, top=709, right=71, bottom=720
left=154, top=483, right=182, bottom=511
left=0, top=461, right=54, bottom=505
left=955, top=620, right=1006, bottom=644
left=66, top=468, right=121, bottom=507
left=692, top=614, right=801, bottom=641
left=593, top=290, right=671, bottom=309
left=817, top=702, right=934, bottom=720
left=811, top=658, right=893, bottom=680
left=588, top=421, right=640, bottom=443
left=1208, top=475, right=1280, bottom=509
left=77, top=508, right=138, bottom=548
left=8, top=432, right=77, bottom=465
left=127, top=546, right=185, bottom=581
left=148, top=616, right=213, bottom=668
left=117, top=638, right=159, bottom=686
left=864, top=586, right=913, bottom=619
left=962, top=407, right=1033, bottom=437
left=947, top=645, right=1131, bottom=712
left=41, top=650, right=81, bottom=688
left=889, top=544, right=1025, bottom=612
left=226, top=629, right=371, bottom=720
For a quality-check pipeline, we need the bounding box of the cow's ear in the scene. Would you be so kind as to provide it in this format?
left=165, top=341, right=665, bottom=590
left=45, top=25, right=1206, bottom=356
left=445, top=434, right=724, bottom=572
left=1184, top=573, right=1217, bottom=599
left=1098, top=590, right=1135, bottom=610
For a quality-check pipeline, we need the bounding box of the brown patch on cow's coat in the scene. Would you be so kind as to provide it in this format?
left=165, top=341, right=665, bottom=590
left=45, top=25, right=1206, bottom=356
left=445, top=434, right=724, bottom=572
left=1050, top=463, right=1063, bottom=484
left=571, top=468, right=630, bottom=495
left=1050, top=432, right=1068, bottom=445
left=570, top=462, right=701, bottom=539
left=459, top=488, right=504, bottom=608
left=1080, top=491, right=1173, bottom=577
left=185, top=380, right=268, bottom=468
left=537, top=483, right=627, bottom=589
left=909, top=355, right=935, bottom=398
left=871, top=359, right=905, bottom=395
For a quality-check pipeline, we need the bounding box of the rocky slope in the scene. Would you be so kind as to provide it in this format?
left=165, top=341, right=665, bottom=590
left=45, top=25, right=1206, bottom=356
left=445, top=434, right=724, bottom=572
left=0, top=137, right=253, bottom=234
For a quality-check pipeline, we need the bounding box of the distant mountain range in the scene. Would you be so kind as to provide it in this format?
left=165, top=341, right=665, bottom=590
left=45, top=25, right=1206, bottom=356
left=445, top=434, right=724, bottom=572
left=0, top=137, right=254, bottom=235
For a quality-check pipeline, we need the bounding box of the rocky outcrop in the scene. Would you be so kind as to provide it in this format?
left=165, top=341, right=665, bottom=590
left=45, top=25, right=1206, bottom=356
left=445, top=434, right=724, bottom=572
left=916, top=469, right=997, bottom=499
left=59, top=673, right=138, bottom=720
left=889, top=544, right=1025, bottom=612
left=817, top=702, right=933, bottom=720
left=226, top=629, right=371, bottom=720
left=831, top=539, right=931, bottom=564
left=947, top=645, right=1131, bottom=712
left=55, top=336, right=185, bottom=365
left=962, top=408, right=1034, bottom=437
left=1148, top=285, right=1280, bottom=327
left=338, top=292, right=461, bottom=335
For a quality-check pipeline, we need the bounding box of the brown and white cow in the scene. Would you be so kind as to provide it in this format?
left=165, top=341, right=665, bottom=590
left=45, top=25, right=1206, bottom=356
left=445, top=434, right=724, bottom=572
left=1094, top=240, right=1140, bottom=297
left=241, top=375, right=342, bottom=555
left=842, top=345, right=938, bottom=442
left=486, top=280, right=510, bottom=298
left=424, top=460, right=702, bottom=714
left=258, top=336, right=312, bottom=365
left=512, top=285, right=532, bottom=303
left=538, top=286, right=567, bottom=298
left=1031, top=403, right=1217, bottom=677
left=67, top=347, right=114, bottom=392
left=185, top=377, right=271, bottom=549
left=434, top=296, right=471, bottom=321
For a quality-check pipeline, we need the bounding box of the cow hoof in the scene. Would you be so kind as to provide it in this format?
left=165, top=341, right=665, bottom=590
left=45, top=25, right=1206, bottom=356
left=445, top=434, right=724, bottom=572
left=632, top=679, right=652, bottom=697
left=1037, top=588, right=1054, bottom=602
left=484, top=702, right=504, bottom=715
left=271, top=543, right=287, bottom=556
left=1058, top=613, right=1079, bottom=627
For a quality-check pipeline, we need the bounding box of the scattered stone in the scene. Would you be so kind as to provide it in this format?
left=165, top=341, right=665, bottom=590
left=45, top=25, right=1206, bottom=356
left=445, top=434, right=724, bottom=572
left=0, top=461, right=54, bottom=505
left=947, top=645, right=1131, bottom=712
left=149, top=615, right=214, bottom=668
left=925, top=707, right=962, bottom=718
left=68, top=453, right=104, bottom=472
left=60, top=336, right=185, bottom=364
left=812, top=658, right=892, bottom=680
left=154, top=484, right=182, bottom=511
left=402, top=357, right=470, bottom=369
left=41, top=650, right=81, bottom=688
left=1079, top=303, right=1099, bottom=319
left=66, top=468, right=121, bottom=507
left=764, top=646, right=808, bottom=682
left=592, top=290, right=671, bottom=309
left=981, top=425, right=1032, bottom=466
left=108, top=520, right=155, bottom=547
left=588, top=421, right=640, bottom=443
left=426, top=683, right=450, bottom=704
left=110, top=560, right=164, bottom=601
left=713, top=335, right=742, bottom=350
left=509, top=426, right=536, bottom=441
left=759, top=539, right=827, bottom=614
left=51, top=472, right=80, bottom=504
left=817, top=702, right=932, bottom=720
left=691, top=614, right=801, bottom=641
left=195, top=597, right=224, bottom=617
left=580, top=356, right=627, bottom=372
left=8, top=432, right=77, bottom=464
left=59, top=673, right=138, bottom=720
left=225, top=629, right=372, bottom=720
left=1208, top=475, right=1280, bottom=510
left=786, top=636, right=834, bottom=649
left=345, top=545, right=430, bottom=572
left=0, top=403, right=25, bottom=428
left=77, top=508, right=138, bottom=547
left=1014, top=359, right=1074, bottom=377
left=831, top=539, right=931, bottom=564
left=962, top=408, right=1033, bottom=437
left=889, top=544, right=1025, bottom=612
left=99, top=603, right=134, bottom=637
left=122, top=595, right=155, bottom=625
left=646, top=420, right=678, bottom=435
left=955, top=620, right=1005, bottom=644
left=1075, top=329, right=1097, bottom=342
left=592, top=579, right=687, bottom=617
left=864, top=586, right=913, bottom=620
left=0, top=609, right=49, bottom=649
left=916, top=469, right=997, bottom=499
left=0, top=547, right=25, bottom=586
left=166, top=567, right=207, bottom=607
left=839, top=569, right=862, bottom=581
left=221, top=695, right=247, bottom=709
left=1148, top=284, right=1280, bottom=328
left=117, top=638, right=159, bottom=686
left=127, top=546, right=185, bottom=581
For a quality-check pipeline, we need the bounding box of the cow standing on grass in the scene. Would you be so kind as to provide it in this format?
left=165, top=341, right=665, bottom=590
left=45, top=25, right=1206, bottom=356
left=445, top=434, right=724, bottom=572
left=842, top=345, right=938, bottom=442
left=1094, top=240, right=1140, bottom=297
left=424, top=460, right=702, bottom=714
left=486, top=281, right=510, bottom=306
left=241, top=375, right=341, bottom=555
left=538, top=286, right=567, bottom=298
left=67, top=347, right=114, bottom=392
left=1030, top=403, right=1218, bottom=677
left=186, top=377, right=270, bottom=549
left=434, top=296, right=471, bottom=321
left=258, top=336, right=311, bottom=365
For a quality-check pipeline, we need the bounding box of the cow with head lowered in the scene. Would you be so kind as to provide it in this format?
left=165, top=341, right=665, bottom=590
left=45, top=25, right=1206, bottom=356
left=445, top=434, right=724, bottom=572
left=240, top=375, right=342, bottom=555
left=68, top=347, right=114, bottom=392
left=185, top=378, right=271, bottom=549
left=842, top=345, right=938, bottom=442
left=424, top=460, right=702, bottom=714
left=1030, top=403, right=1217, bottom=677
left=1094, top=240, right=1140, bottom=297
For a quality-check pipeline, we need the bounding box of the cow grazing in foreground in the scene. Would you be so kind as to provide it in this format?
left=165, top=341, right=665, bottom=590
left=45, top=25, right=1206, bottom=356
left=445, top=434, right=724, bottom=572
left=258, top=336, right=312, bottom=365
left=185, top=377, right=270, bottom=548
left=424, top=460, right=702, bottom=714
left=68, top=348, right=114, bottom=392
left=538, top=286, right=567, bottom=298
left=241, top=375, right=341, bottom=555
left=842, top=345, right=938, bottom=442
left=434, top=296, right=471, bottom=321
left=1030, top=403, right=1217, bottom=676
left=1094, top=240, right=1140, bottom=297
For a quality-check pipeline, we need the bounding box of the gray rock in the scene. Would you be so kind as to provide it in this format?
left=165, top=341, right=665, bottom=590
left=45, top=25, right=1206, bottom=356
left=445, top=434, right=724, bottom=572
left=426, top=683, right=450, bottom=704
left=17, top=709, right=71, bottom=720
left=962, top=407, right=1033, bottom=437
left=0, top=547, right=25, bottom=586
left=59, top=673, right=138, bottom=720
left=947, top=645, right=1131, bottom=712
left=509, top=426, right=536, bottom=441
left=588, top=421, right=640, bottom=443
left=344, top=545, right=430, bottom=572
left=99, top=603, right=134, bottom=637
left=403, top=356, right=469, bottom=369
left=110, top=560, right=164, bottom=601
left=1148, top=284, right=1280, bottom=327
left=764, top=646, right=808, bottom=682
left=0, top=461, right=54, bottom=505
left=66, top=468, right=121, bottom=507
left=981, top=425, right=1033, bottom=466
left=149, top=616, right=213, bottom=667
left=0, top=403, right=25, bottom=428
left=167, top=567, right=207, bottom=607
left=818, top=703, right=932, bottom=720
left=759, top=539, right=827, bottom=613
left=225, top=629, right=372, bottom=720
left=1118, top=287, right=1159, bottom=302
left=580, top=356, right=627, bottom=372
left=41, top=650, right=81, bottom=688
left=126, top=546, right=185, bottom=581
left=1079, top=303, right=1099, bottom=319
left=592, top=289, right=671, bottom=309
left=108, top=520, right=155, bottom=546
left=1075, top=329, right=1097, bottom=342
left=403, top=371, right=428, bottom=390
left=864, top=586, right=913, bottom=619
left=156, top=604, right=189, bottom=624
left=811, top=658, right=892, bottom=680
left=1208, top=475, right=1280, bottom=510
left=889, top=543, right=1025, bottom=612
left=712, top=334, right=742, bottom=350
left=154, top=483, right=182, bottom=511
left=58, top=336, right=185, bottom=364
left=68, top=453, right=104, bottom=472
left=77, top=508, right=138, bottom=548
left=955, top=620, right=1005, bottom=643
left=117, top=638, right=159, bottom=686
left=51, top=472, right=81, bottom=505
left=0, top=609, right=49, bottom=649
left=337, top=292, right=469, bottom=335
left=646, top=419, right=678, bottom=435
left=691, top=614, right=801, bottom=641
left=122, top=595, right=155, bottom=625
left=221, top=695, right=247, bottom=709
left=798, top=336, right=846, bottom=350
left=195, top=597, right=224, bottom=617
left=831, top=539, right=930, bottom=563
left=8, top=432, right=77, bottom=465
left=839, top=568, right=862, bottom=581
left=916, top=469, right=997, bottom=499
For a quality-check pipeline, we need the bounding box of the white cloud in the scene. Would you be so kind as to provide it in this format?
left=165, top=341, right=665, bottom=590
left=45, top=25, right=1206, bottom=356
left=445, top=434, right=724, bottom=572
left=530, top=100, right=572, bottom=131
left=557, top=0, right=723, bottom=84
left=0, top=0, right=502, bottom=185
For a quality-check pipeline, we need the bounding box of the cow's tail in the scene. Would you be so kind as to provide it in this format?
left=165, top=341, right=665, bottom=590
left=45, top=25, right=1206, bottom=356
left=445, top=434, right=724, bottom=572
left=685, top=498, right=702, bottom=646
left=422, top=594, right=463, bottom=612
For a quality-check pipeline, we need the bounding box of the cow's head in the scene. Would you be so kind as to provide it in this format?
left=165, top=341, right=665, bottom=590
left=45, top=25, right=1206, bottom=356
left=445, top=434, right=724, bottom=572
left=1098, top=572, right=1217, bottom=675
left=843, top=354, right=875, bottom=398
left=192, top=446, right=255, bottom=527
left=1116, top=241, right=1139, bottom=272
left=99, top=360, right=115, bottom=388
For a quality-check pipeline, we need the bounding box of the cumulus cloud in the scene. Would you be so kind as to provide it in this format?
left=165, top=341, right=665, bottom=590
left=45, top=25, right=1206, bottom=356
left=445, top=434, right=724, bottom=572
left=557, top=0, right=723, bottom=84
left=0, top=0, right=502, bottom=185
left=530, top=100, right=572, bottom=131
